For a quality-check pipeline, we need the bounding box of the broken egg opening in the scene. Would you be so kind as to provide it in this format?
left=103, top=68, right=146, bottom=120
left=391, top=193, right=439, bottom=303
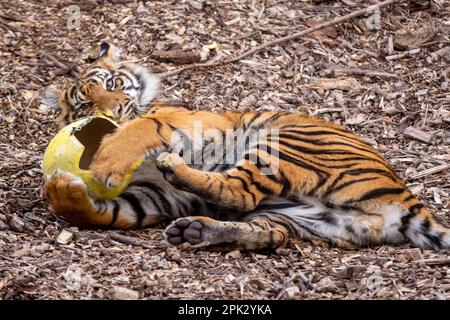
left=43, top=116, right=140, bottom=200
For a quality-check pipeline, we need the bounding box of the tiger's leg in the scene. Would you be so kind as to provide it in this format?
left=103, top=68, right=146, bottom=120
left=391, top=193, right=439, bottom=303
left=164, top=213, right=305, bottom=251
left=45, top=170, right=173, bottom=229
left=156, top=152, right=277, bottom=212
left=90, top=112, right=237, bottom=189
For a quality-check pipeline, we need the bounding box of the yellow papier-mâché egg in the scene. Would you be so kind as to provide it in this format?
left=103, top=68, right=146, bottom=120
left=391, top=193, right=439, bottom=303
left=42, top=116, right=141, bottom=200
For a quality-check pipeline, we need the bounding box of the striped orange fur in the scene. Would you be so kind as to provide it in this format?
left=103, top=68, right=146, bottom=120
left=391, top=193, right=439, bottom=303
left=44, top=43, right=449, bottom=251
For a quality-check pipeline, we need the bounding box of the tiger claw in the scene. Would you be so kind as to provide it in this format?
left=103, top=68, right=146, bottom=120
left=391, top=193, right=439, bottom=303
left=104, top=173, right=116, bottom=189
left=155, top=159, right=174, bottom=174
left=156, top=152, right=184, bottom=174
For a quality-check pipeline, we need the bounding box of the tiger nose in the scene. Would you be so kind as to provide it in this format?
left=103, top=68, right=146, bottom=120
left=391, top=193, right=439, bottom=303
left=112, top=98, right=130, bottom=119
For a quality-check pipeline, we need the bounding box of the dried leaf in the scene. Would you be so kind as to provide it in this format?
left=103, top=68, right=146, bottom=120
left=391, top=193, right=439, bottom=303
left=394, top=26, right=437, bottom=50
left=345, top=113, right=367, bottom=125
left=200, top=42, right=218, bottom=61
left=312, top=77, right=361, bottom=91
left=305, top=18, right=338, bottom=45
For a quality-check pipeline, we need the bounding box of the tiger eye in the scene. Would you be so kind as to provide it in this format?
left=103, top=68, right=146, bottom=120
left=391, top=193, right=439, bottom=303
left=115, top=78, right=124, bottom=88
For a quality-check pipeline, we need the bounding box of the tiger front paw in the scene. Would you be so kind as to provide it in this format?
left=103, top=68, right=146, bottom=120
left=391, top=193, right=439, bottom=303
left=156, top=152, right=187, bottom=185
left=89, top=133, right=142, bottom=189
left=45, top=170, right=96, bottom=226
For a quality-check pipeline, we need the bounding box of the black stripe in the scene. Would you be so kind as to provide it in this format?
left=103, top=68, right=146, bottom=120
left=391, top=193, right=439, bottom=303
left=69, top=85, right=77, bottom=100
left=254, top=113, right=287, bottom=129
left=355, top=188, right=405, bottom=202
left=345, top=224, right=357, bottom=235
left=246, top=222, right=256, bottom=232
left=421, top=218, right=431, bottom=232
left=325, top=202, right=370, bottom=215
left=399, top=212, right=416, bottom=234
left=279, top=212, right=357, bottom=245
left=84, top=70, right=102, bottom=79
left=266, top=214, right=302, bottom=239
left=343, top=168, right=396, bottom=179
left=217, top=180, right=224, bottom=199
left=323, top=176, right=379, bottom=198
left=247, top=147, right=327, bottom=196
left=243, top=153, right=281, bottom=183
left=251, top=220, right=268, bottom=230
left=323, top=168, right=397, bottom=197
left=268, top=230, right=275, bottom=247
left=190, top=197, right=205, bottom=214
left=420, top=217, right=443, bottom=248
left=119, top=193, right=146, bottom=227
left=252, top=180, right=276, bottom=195
left=204, top=179, right=214, bottom=196
left=96, top=200, right=107, bottom=214
left=284, top=124, right=369, bottom=145
left=285, top=123, right=354, bottom=133
left=273, top=139, right=361, bottom=170
left=424, top=233, right=443, bottom=249
left=244, top=113, right=263, bottom=129
left=140, top=190, right=163, bottom=214
left=155, top=119, right=163, bottom=136
left=408, top=203, right=424, bottom=213
left=282, top=128, right=355, bottom=139
left=278, top=167, right=292, bottom=198
left=276, top=132, right=387, bottom=163
left=322, top=211, right=338, bottom=225
left=257, top=144, right=329, bottom=177
left=110, top=200, right=120, bottom=227
left=257, top=202, right=301, bottom=210
left=315, top=155, right=382, bottom=162
left=235, top=166, right=277, bottom=194
left=272, top=136, right=368, bottom=156
left=63, top=113, right=70, bottom=124
left=403, top=194, right=416, bottom=202
left=281, top=127, right=383, bottom=155
left=133, top=69, right=144, bottom=102
left=226, top=173, right=257, bottom=207
left=129, top=181, right=173, bottom=214
left=225, top=174, right=247, bottom=186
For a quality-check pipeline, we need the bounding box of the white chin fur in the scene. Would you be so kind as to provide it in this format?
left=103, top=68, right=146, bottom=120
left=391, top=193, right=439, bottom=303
left=44, top=86, right=62, bottom=110
left=126, top=63, right=160, bottom=106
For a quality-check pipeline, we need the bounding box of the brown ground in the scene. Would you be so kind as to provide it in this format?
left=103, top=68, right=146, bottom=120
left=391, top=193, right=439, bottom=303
left=0, top=0, right=449, bottom=300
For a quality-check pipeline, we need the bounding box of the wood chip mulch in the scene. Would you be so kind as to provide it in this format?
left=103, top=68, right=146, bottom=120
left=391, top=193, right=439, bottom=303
left=0, top=0, right=449, bottom=300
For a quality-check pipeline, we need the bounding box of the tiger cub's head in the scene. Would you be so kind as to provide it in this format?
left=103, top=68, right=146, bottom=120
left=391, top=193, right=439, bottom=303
left=45, top=42, right=160, bottom=127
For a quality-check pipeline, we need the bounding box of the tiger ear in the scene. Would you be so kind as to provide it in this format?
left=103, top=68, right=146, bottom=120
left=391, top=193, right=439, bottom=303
left=97, top=42, right=121, bottom=64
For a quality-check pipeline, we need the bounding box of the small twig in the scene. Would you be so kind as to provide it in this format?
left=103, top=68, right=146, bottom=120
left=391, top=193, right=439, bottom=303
left=413, top=258, right=450, bottom=266
left=38, top=50, right=80, bottom=78
left=421, top=103, right=429, bottom=128
left=410, top=164, right=450, bottom=180
left=326, top=66, right=398, bottom=79
left=297, top=271, right=314, bottom=289
left=108, top=232, right=153, bottom=249
left=403, top=126, right=435, bottom=144
left=0, top=14, right=24, bottom=22
left=0, top=185, right=39, bottom=191
left=385, top=48, right=421, bottom=61
left=157, top=0, right=403, bottom=78
left=0, top=19, right=24, bottom=33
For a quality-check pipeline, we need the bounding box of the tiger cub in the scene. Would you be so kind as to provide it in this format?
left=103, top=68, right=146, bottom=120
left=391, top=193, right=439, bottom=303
left=45, top=42, right=450, bottom=251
